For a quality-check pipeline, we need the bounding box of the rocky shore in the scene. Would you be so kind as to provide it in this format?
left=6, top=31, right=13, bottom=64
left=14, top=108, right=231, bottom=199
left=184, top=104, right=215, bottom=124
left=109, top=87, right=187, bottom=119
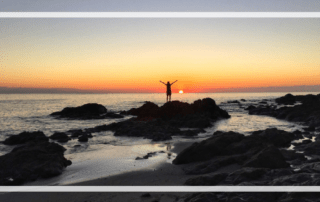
left=0, top=131, right=72, bottom=185
left=169, top=93, right=320, bottom=186
left=84, top=98, right=230, bottom=141
left=246, top=93, right=320, bottom=129
left=1, top=94, right=320, bottom=187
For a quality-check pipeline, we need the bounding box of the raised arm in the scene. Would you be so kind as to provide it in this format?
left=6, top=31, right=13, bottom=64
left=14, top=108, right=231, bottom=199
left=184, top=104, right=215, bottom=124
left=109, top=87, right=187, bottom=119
left=160, top=80, right=166, bottom=85
left=171, top=80, right=178, bottom=85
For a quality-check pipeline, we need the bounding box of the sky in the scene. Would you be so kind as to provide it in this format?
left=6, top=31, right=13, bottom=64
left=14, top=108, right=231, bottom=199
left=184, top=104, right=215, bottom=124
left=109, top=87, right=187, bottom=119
left=1, top=0, right=320, bottom=12
left=1, top=17, right=319, bottom=93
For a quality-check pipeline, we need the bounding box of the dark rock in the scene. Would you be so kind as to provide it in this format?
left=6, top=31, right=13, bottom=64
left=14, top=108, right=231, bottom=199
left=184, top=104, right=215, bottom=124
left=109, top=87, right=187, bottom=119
left=125, top=98, right=230, bottom=121
left=85, top=98, right=230, bottom=141
left=141, top=193, right=151, bottom=198
left=245, top=105, right=256, bottom=110
left=248, top=94, right=320, bottom=130
left=243, top=145, right=290, bottom=169
left=135, top=152, right=157, bottom=160
left=227, top=100, right=240, bottom=104
left=280, top=149, right=307, bottom=162
left=78, top=135, right=88, bottom=142
left=240, top=99, right=246, bottom=102
left=270, top=173, right=320, bottom=185
left=3, top=131, right=48, bottom=145
left=251, top=128, right=302, bottom=148
left=49, top=132, right=70, bottom=143
left=173, top=131, right=245, bottom=164
left=295, top=141, right=320, bottom=155
left=72, top=131, right=93, bottom=139
left=183, top=155, right=242, bottom=175
left=224, top=167, right=269, bottom=185
left=185, top=173, right=228, bottom=185
left=298, top=162, right=320, bottom=174
left=275, top=93, right=296, bottom=105
left=0, top=142, right=71, bottom=185
left=51, top=103, right=124, bottom=120
left=305, top=125, right=316, bottom=131
left=127, top=101, right=159, bottom=119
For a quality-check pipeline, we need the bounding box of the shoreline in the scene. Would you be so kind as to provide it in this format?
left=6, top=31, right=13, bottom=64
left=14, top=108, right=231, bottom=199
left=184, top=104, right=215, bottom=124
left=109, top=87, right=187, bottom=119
left=71, top=141, right=196, bottom=186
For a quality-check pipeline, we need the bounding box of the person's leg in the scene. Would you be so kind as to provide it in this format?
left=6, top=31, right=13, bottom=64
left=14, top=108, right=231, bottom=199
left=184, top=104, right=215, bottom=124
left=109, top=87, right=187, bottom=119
left=169, top=95, right=171, bottom=102
left=166, top=94, right=168, bottom=102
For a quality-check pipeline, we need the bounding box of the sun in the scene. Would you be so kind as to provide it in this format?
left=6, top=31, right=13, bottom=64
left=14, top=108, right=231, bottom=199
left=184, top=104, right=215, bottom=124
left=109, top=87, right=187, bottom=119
left=179, top=90, right=183, bottom=94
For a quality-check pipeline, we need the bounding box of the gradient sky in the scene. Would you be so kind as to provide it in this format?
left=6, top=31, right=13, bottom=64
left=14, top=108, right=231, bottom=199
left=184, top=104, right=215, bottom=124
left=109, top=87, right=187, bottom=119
left=1, top=18, right=320, bottom=93
left=1, top=0, right=320, bottom=12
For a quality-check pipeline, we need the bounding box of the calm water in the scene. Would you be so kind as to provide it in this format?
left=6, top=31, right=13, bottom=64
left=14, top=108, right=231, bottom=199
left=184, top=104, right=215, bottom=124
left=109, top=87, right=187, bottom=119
left=0, top=92, right=313, bottom=137
left=0, top=92, right=316, bottom=185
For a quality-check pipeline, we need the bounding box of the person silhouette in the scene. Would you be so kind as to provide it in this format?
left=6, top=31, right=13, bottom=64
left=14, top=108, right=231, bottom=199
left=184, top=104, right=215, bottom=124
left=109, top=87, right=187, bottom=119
left=160, top=80, right=178, bottom=102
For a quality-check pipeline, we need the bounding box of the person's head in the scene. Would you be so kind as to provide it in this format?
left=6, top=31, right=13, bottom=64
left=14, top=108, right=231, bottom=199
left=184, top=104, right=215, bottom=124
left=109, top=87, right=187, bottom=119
left=167, top=81, right=170, bottom=84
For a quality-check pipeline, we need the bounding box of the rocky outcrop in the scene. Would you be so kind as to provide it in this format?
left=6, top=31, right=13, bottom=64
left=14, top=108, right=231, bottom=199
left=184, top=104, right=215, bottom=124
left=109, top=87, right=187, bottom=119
left=247, top=94, right=320, bottom=128
left=0, top=141, right=72, bottom=185
left=172, top=129, right=320, bottom=186
left=122, top=98, right=230, bottom=121
left=51, top=103, right=123, bottom=119
left=251, top=128, right=302, bottom=148
left=49, top=132, right=70, bottom=143
left=3, top=131, right=49, bottom=145
left=173, top=130, right=291, bottom=167
left=275, top=93, right=296, bottom=105
left=86, top=98, right=230, bottom=141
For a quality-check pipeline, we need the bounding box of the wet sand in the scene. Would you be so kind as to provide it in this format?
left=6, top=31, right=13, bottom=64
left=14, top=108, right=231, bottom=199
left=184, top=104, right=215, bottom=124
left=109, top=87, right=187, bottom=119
left=73, top=141, right=196, bottom=186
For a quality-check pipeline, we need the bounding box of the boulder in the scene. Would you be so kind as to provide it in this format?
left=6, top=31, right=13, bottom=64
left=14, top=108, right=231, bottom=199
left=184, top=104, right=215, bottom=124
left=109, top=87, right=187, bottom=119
left=3, top=131, right=48, bottom=145
left=243, top=145, right=290, bottom=169
left=184, top=173, right=228, bottom=185
left=49, top=132, right=70, bottom=143
left=78, top=135, right=89, bottom=142
left=125, top=98, right=230, bottom=121
left=275, top=93, right=296, bottom=105
left=51, top=103, right=124, bottom=120
left=85, top=98, right=230, bottom=141
left=248, top=94, right=320, bottom=129
left=0, top=142, right=71, bottom=185
left=251, top=128, right=302, bottom=148
left=173, top=131, right=245, bottom=164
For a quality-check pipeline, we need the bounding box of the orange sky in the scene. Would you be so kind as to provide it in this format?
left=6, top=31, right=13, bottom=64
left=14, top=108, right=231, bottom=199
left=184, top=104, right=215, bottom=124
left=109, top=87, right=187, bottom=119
left=1, top=18, right=320, bottom=93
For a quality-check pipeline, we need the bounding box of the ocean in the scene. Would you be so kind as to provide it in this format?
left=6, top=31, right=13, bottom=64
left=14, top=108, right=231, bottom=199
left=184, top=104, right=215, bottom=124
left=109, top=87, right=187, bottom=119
left=0, top=92, right=316, bottom=185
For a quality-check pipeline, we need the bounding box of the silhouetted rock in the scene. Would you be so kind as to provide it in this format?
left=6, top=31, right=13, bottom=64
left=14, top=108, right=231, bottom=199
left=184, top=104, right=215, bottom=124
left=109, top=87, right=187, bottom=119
left=247, top=94, right=320, bottom=128
left=51, top=103, right=123, bottom=119
left=124, top=98, right=230, bottom=121
left=78, top=135, right=88, bottom=142
left=173, top=131, right=245, bottom=164
left=251, top=128, right=302, bottom=148
left=227, top=100, right=240, bottom=104
left=275, top=93, right=296, bottom=105
left=0, top=142, right=71, bottom=185
left=49, top=132, right=70, bottom=143
left=85, top=98, right=229, bottom=141
left=243, top=145, right=290, bottom=169
left=3, top=131, right=48, bottom=145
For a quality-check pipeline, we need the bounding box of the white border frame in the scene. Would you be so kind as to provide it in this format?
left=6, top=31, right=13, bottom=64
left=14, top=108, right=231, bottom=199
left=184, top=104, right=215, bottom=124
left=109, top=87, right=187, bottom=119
left=0, top=11, right=319, bottom=192
left=0, top=12, right=320, bottom=18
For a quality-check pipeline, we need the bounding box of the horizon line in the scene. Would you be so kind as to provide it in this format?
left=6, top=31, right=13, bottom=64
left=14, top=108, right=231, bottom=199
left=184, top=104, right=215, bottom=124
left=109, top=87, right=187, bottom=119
left=1, top=12, right=320, bottom=18
left=0, top=85, right=319, bottom=94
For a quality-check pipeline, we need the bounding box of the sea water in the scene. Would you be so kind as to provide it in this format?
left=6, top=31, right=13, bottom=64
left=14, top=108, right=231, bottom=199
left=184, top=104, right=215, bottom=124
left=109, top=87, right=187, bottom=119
left=0, top=92, right=316, bottom=185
